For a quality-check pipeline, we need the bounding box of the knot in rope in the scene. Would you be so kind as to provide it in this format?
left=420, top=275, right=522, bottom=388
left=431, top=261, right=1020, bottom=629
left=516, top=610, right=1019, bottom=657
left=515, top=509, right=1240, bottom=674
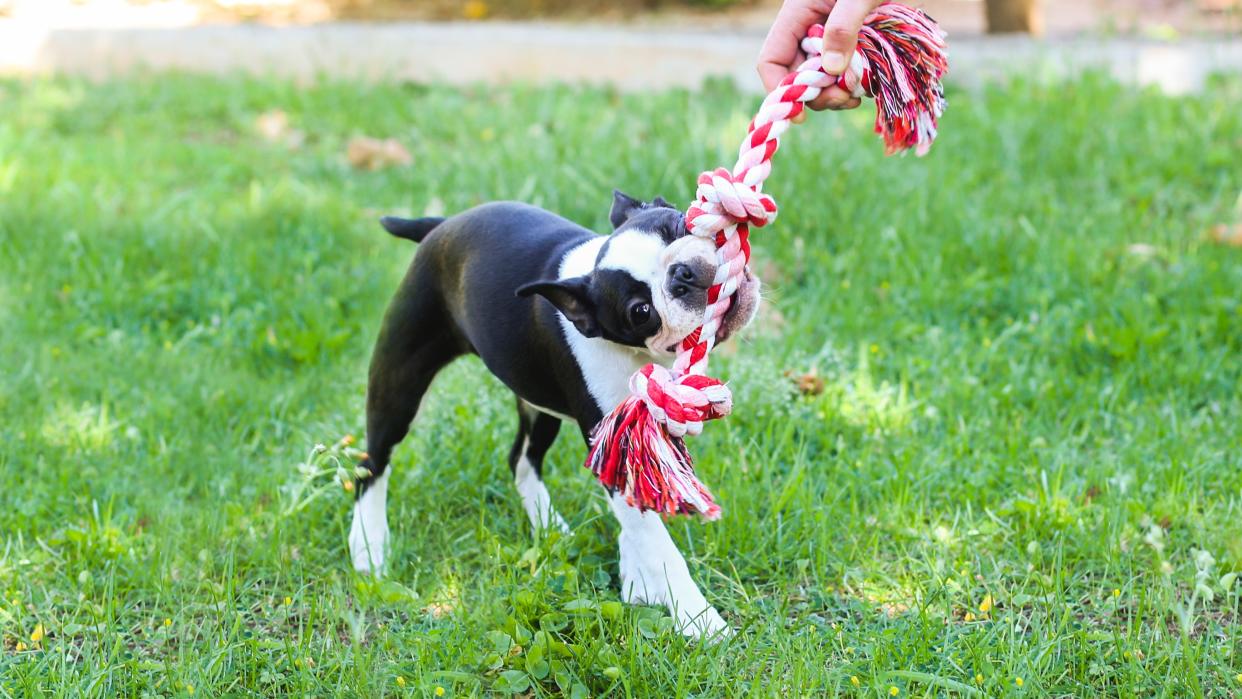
left=685, top=167, right=777, bottom=239
left=631, top=364, right=732, bottom=438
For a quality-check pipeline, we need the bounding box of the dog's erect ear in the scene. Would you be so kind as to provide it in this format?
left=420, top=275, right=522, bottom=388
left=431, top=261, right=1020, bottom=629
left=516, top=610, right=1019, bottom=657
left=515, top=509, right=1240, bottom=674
left=517, top=276, right=600, bottom=338
left=609, top=190, right=645, bottom=229
left=650, top=195, right=675, bottom=210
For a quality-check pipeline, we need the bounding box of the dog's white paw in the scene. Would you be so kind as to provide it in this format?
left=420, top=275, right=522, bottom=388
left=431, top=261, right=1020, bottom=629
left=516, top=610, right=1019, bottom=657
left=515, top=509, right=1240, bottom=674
left=515, top=459, right=570, bottom=535
left=349, top=506, right=388, bottom=576
left=525, top=499, right=570, bottom=536
left=349, top=472, right=390, bottom=576
left=540, top=511, right=572, bottom=536
left=349, top=527, right=387, bottom=575
left=619, top=562, right=667, bottom=606
left=620, top=563, right=731, bottom=640
left=675, top=605, right=732, bottom=640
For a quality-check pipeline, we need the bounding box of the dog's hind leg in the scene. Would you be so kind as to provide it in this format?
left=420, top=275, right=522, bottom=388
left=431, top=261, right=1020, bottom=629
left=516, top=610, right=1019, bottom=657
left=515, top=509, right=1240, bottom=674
left=510, top=400, right=568, bottom=533
left=351, top=291, right=459, bottom=576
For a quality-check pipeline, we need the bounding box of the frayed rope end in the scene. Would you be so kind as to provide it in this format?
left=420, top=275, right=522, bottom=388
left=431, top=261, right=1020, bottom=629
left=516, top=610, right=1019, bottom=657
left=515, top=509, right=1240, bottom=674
left=587, top=395, right=721, bottom=520
left=811, top=3, right=949, bottom=156
left=860, top=4, right=948, bottom=156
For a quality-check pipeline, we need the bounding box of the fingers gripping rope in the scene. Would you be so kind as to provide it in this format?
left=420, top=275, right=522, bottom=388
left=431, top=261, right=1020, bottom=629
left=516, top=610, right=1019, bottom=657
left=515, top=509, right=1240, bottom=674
left=586, top=3, right=948, bottom=518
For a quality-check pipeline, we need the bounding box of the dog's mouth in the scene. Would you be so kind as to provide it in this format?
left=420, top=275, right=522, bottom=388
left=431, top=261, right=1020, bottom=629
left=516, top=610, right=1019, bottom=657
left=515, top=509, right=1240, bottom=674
left=663, top=266, right=760, bottom=351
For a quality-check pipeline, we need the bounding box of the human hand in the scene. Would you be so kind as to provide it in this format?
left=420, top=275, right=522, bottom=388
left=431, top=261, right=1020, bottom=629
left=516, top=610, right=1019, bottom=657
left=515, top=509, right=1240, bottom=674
left=756, top=0, right=885, bottom=115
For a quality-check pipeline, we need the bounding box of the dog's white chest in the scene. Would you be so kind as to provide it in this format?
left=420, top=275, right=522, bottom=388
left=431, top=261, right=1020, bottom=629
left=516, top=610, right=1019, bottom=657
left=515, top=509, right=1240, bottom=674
left=557, top=237, right=656, bottom=412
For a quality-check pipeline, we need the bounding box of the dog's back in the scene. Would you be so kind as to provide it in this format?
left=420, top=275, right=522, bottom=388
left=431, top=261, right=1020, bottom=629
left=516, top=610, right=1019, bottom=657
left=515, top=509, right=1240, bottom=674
left=375, top=202, right=601, bottom=418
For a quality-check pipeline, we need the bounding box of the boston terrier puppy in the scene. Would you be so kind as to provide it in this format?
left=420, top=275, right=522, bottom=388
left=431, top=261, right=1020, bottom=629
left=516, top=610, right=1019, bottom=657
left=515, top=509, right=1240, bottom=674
left=349, top=191, right=760, bottom=638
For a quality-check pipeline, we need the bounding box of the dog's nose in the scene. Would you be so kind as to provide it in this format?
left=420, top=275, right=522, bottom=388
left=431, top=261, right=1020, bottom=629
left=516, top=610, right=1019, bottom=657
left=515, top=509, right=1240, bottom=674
left=668, top=263, right=698, bottom=299
left=669, top=263, right=697, bottom=285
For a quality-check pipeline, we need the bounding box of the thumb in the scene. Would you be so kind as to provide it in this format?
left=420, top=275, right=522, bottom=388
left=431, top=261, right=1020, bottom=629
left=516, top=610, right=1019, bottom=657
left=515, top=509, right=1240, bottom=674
left=820, top=0, right=873, bottom=74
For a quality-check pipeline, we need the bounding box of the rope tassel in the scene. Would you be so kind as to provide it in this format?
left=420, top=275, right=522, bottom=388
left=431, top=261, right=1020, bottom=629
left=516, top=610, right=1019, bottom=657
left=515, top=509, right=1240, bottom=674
left=586, top=3, right=948, bottom=519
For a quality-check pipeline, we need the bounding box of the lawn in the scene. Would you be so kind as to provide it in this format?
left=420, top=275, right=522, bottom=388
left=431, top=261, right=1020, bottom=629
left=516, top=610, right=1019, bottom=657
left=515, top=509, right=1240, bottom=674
left=0, top=71, right=1240, bottom=697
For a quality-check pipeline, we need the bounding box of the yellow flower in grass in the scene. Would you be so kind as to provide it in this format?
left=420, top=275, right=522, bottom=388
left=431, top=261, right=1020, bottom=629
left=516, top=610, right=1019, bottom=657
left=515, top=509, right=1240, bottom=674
left=15, top=641, right=27, bottom=652
left=30, top=624, right=44, bottom=643
left=435, top=687, right=446, bottom=697
left=889, top=686, right=899, bottom=696
left=978, top=595, right=993, bottom=613
left=396, top=676, right=406, bottom=687
left=1015, top=677, right=1024, bottom=687
left=284, top=596, right=292, bottom=606
left=164, top=618, right=173, bottom=627
left=974, top=673, right=984, bottom=684
left=849, top=676, right=860, bottom=687
left=1113, top=588, right=1121, bottom=598
left=186, top=685, right=195, bottom=695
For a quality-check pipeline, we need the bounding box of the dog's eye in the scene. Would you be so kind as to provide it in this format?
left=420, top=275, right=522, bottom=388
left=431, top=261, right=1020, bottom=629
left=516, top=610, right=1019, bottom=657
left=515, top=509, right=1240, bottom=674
left=628, top=301, right=652, bottom=326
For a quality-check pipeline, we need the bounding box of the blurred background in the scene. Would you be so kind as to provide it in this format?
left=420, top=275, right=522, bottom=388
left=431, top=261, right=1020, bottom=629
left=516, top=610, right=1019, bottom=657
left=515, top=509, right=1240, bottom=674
left=2, top=0, right=1240, bottom=27
left=1, top=0, right=1239, bottom=93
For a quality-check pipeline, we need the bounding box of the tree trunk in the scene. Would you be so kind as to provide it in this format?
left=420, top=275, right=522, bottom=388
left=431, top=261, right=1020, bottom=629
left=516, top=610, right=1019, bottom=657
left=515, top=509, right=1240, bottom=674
left=984, top=0, right=1042, bottom=34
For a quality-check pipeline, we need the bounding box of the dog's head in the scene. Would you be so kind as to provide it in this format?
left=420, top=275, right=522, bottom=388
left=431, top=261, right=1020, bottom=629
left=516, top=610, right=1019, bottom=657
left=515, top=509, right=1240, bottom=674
left=519, top=190, right=761, bottom=356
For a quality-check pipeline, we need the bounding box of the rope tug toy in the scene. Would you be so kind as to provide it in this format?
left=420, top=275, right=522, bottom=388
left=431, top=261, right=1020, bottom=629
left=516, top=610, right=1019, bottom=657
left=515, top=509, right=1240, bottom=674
left=586, top=3, right=948, bottom=519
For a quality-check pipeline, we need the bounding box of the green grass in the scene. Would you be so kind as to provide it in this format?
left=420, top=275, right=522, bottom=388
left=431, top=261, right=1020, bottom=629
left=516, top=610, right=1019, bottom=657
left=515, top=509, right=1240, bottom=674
left=1, top=71, right=1240, bottom=697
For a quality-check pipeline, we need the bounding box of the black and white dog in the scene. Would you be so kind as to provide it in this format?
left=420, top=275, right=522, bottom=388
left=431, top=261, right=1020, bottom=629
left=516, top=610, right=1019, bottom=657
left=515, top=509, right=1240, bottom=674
left=349, top=192, right=760, bottom=637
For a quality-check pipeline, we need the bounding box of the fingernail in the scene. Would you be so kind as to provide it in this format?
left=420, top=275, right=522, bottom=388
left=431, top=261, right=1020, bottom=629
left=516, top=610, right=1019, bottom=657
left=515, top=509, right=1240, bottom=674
left=821, top=51, right=846, bottom=74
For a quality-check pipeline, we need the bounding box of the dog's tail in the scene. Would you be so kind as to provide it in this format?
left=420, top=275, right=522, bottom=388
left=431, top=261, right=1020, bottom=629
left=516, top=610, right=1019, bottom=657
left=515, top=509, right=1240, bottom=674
left=379, top=216, right=444, bottom=243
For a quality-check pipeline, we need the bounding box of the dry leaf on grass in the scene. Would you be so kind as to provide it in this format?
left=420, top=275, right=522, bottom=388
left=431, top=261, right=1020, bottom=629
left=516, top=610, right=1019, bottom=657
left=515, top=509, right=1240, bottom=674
left=423, top=601, right=454, bottom=619
left=255, top=109, right=288, bottom=140
left=1208, top=223, right=1242, bottom=248
left=255, top=109, right=305, bottom=148
left=346, top=136, right=412, bottom=171
left=787, top=369, right=825, bottom=396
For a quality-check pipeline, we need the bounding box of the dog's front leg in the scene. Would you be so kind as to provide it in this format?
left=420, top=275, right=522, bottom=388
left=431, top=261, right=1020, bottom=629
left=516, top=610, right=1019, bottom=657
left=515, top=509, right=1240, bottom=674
left=609, top=493, right=730, bottom=639
left=349, top=469, right=390, bottom=575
